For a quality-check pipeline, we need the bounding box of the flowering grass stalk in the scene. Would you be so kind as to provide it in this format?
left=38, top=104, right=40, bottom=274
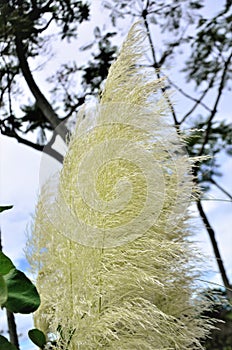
left=27, top=23, right=215, bottom=349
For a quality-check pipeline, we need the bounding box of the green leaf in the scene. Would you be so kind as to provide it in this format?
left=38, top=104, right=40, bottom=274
left=0, top=251, right=15, bottom=275
left=28, top=328, right=47, bottom=349
left=0, top=335, right=18, bottom=350
left=0, top=205, right=13, bottom=213
left=3, top=268, right=40, bottom=313
left=0, top=275, right=7, bottom=305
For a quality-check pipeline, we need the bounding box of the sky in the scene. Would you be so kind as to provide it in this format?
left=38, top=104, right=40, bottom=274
left=0, top=1, right=231, bottom=349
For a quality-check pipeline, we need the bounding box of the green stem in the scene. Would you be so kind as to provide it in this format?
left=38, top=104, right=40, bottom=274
left=6, top=310, right=20, bottom=350
left=0, top=226, right=20, bottom=349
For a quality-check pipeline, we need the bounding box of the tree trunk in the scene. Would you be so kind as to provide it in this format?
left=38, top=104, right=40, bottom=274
left=15, top=35, right=68, bottom=142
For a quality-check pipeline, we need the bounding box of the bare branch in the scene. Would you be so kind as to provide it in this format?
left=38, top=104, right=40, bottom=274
left=210, top=178, right=232, bottom=201
left=1, top=127, right=63, bottom=163
left=63, top=97, right=86, bottom=120
left=36, top=15, right=55, bottom=33
left=198, top=50, right=232, bottom=157
left=44, top=146, right=64, bottom=163
left=167, top=77, right=213, bottom=124
left=197, top=200, right=232, bottom=301
left=15, top=35, right=68, bottom=141
left=142, top=12, right=179, bottom=125
left=180, top=84, right=214, bottom=124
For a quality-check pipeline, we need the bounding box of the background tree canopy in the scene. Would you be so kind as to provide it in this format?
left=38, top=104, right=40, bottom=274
left=0, top=0, right=232, bottom=348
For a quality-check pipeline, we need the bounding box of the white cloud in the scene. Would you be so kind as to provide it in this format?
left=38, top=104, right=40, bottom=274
left=0, top=135, right=41, bottom=262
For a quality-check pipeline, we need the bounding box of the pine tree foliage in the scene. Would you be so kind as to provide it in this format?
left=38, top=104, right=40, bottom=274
left=27, top=23, right=215, bottom=349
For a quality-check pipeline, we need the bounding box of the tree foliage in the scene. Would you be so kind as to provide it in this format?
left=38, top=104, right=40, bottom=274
left=0, top=0, right=91, bottom=148
left=202, top=289, right=232, bottom=350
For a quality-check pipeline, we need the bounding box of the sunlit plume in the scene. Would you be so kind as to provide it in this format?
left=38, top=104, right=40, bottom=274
left=27, top=23, right=215, bottom=349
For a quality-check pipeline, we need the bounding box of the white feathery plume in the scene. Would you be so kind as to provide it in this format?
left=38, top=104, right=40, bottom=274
left=26, top=23, right=215, bottom=349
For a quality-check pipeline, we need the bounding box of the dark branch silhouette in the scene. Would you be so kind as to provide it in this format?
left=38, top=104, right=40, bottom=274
left=197, top=200, right=232, bottom=301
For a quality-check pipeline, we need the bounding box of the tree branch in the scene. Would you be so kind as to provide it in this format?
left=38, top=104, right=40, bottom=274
left=142, top=12, right=179, bottom=126
left=36, top=15, right=54, bottom=33
left=15, top=35, right=68, bottom=142
left=210, top=178, right=232, bottom=201
left=29, top=0, right=54, bottom=21
left=1, top=127, right=63, bottom=163
left=197, top=200, right=232, bottom=301
left=63, top=96, right=86, bottom=120
left=167, top=77, right=214, bottom=124
left=198, top=50, right=232, bottom=157
left=43, top=144, right=64, bottom=163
